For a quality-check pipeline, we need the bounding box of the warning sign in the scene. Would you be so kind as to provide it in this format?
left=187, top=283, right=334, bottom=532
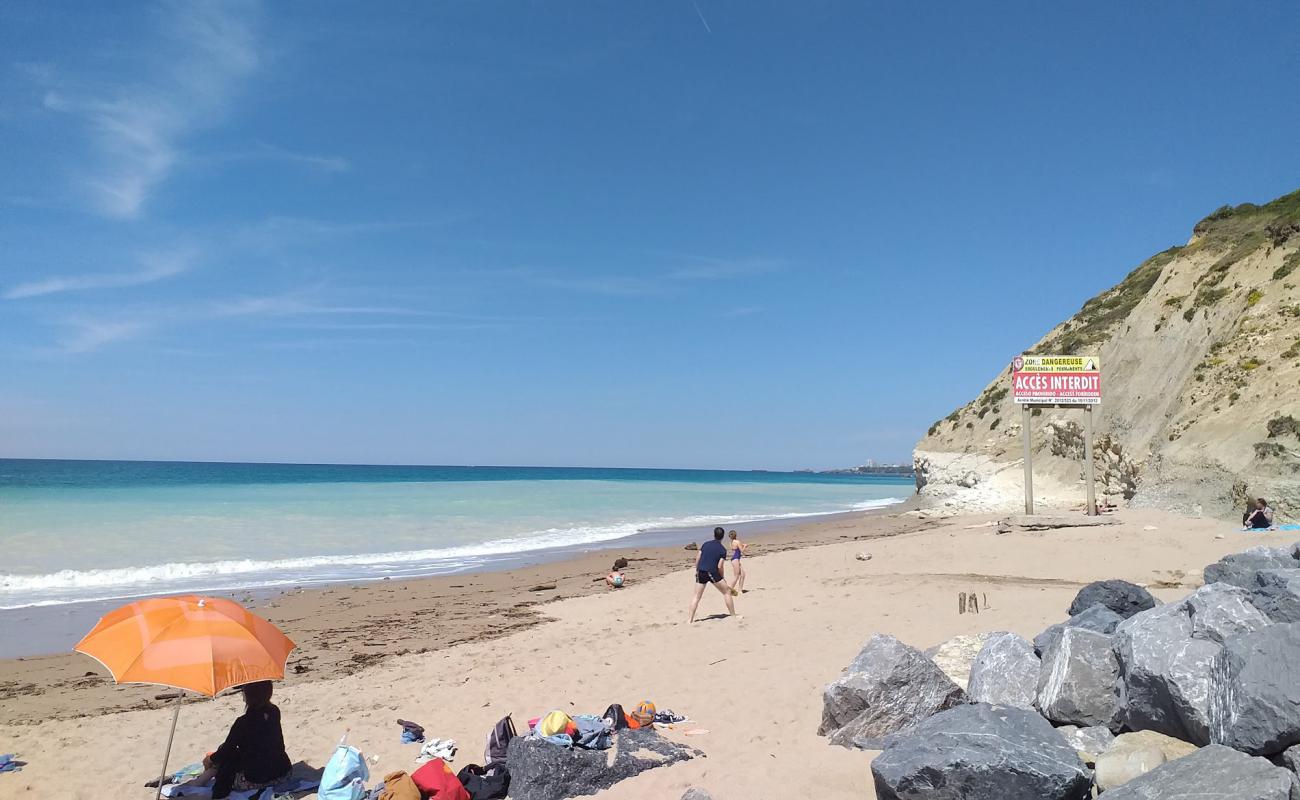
left=1011, top=355, right=1101, bottom=405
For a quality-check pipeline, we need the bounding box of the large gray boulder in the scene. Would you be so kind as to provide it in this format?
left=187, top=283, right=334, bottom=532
left=967, top=632, right=1040, bottom=709
left=1114, top=603, right=1220, bottom=744
left=1210, top=623, right=1300, bottom=755
left=1251, top=569, right=1300, bottom=624
left=505, top=728, right=702, bottom=800
left=1099, top=743, right=1295, bottom=800
left=1068, top=579, right=1157, bottom=618
left=820, top=634, right=966, bottom=748
left=870, top=703, right=1092, bottom=800
left=1186, top=582, right=1274, bottom=643
left=1035, top=627, right=1121, bottom=728
left=1204, top=547, right=1299, bottom=590
left=1034, top=603, right=1125, bottom=655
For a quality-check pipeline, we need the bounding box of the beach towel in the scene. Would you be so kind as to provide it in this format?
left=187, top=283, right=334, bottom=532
left=411, top=758, right=470, bottom=800
left=319, top=744, right=369, bottom=800
left=159, top=776, right=318, bottom=799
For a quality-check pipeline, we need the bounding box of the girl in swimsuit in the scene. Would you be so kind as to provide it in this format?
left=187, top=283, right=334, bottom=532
left=728, top=530, right=747, bottom=593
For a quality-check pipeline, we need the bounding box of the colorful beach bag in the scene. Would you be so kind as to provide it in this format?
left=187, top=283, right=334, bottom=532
left=411, top=758, right=471, bottom=800
left=319, top=742, right=369, bottom=800
left=630, top=700, right=656, bottom=728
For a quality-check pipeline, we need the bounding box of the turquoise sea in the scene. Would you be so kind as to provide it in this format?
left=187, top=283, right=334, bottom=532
left=0, top=459, right=911, bottom=609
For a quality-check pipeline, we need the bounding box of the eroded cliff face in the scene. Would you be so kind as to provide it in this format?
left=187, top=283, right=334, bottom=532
left=914, top=190, right=1300, bottom=519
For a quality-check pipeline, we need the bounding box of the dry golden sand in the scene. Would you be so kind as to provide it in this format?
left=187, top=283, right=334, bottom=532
left=1, top=508, right=1290, bottom=799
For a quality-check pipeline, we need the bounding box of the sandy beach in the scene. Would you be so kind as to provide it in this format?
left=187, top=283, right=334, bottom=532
left=0, top=506, right=1287, bottom=799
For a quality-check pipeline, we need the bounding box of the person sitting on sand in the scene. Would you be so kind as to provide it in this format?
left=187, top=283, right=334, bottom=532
left=728, top=530, right=748, bottom=593
left=688, top=527, right=737, bottom=623
left=1244, top=498, right=1276, bottom=530
left=186, top=681, right=291, bottom=799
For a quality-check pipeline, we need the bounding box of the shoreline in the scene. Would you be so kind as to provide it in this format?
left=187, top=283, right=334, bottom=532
left=0, top=501, right=929, bottom=725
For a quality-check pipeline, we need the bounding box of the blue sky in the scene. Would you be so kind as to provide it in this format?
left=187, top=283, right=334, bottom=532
left=1, top=1, right=1297, bottom=469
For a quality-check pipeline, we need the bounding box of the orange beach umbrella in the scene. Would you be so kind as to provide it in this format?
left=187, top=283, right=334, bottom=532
left=75, top=595, right=296, bottom=799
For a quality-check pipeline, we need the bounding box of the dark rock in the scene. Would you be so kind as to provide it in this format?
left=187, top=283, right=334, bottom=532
left=684, top=542, right=698, bottom=551
left=1034, top=604, right=1125, bottom=655
left=505, top=728, right=703, bottom=800
left=1035, top=627, right=1121, bottom=728
left=967, top=632, right=1040, bottom=708
left=1210, top=623, right=1300, bottom=755
left=1251, top=569, right=1300, bottom=623
left=1099, top=743, right=1295, bottom=799
left=1113, top=603, right=1219, bottom=745
left=820, top=634, right=966, bottom=748
left=1203, top=547, right=1298, bottom=590
left=680, top=790, right=713, bottom=800
left=1185, top=582, right=1273, bottom=643
left=1068, top=579, right=1157, bottom=619
left=870, top=703, right=1092, bottom=800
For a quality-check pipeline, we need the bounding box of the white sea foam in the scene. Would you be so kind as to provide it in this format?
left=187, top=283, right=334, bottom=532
left=0, top=498, right=902, bottom=608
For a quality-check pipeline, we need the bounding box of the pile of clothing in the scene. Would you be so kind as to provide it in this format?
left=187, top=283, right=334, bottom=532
left=0, top=754, right=24, bottom=775
left=523, top=700, right=691, bottom=750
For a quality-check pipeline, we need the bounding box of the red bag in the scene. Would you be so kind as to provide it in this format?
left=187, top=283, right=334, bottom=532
left=411, top=758, right=471, bottom=800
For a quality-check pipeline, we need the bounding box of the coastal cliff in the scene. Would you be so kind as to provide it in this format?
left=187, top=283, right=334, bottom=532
left=914, top=189, right=1300, bottom=519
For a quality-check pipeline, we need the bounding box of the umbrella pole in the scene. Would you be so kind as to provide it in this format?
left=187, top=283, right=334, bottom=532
left=156, top=698, right=181, bottom=800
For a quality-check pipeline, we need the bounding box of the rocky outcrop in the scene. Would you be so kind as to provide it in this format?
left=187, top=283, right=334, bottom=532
left=505, top=728, right=702, bottom=800
left=912, top=189, right=1300, bottom=519
left=819, top=634, right=966, bottom=749
left=1098, top=744, right=1296, bottom=800
left=1210, top=623, right=1300, bottom=755
left=1035, top=628, right=1121, bottom=728
left=1068, top=579, right=1157, bottom=618
left=967, top=632, right=1040, bottom=708
left=870, top=703, right=1092, bottom=800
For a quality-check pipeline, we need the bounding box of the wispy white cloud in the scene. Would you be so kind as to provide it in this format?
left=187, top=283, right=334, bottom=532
left=665, top=256, right=781, bottom=281
left=534, top=274, right=664, bottom=296
left=203, top=141, right=350, bottom=174
left=35, top=1, right=262, bottom=218
left=5, top=249, right=193, bottom=299
left=57, top=319, right=149, bottom=354
left=211, top=294, right=431, bottom=318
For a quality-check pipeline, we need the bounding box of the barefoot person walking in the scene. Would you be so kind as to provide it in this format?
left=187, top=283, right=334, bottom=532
left=728, top=529, right=748, bottom=592
left=688, top=527, right=737, bottom=623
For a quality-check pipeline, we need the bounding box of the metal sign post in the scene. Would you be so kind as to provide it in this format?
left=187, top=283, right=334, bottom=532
left=1011, top=355, right=1102, bottom=517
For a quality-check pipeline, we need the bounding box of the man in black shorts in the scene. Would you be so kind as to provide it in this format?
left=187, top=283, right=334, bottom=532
left=688, top=526, right=738, bottom=623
